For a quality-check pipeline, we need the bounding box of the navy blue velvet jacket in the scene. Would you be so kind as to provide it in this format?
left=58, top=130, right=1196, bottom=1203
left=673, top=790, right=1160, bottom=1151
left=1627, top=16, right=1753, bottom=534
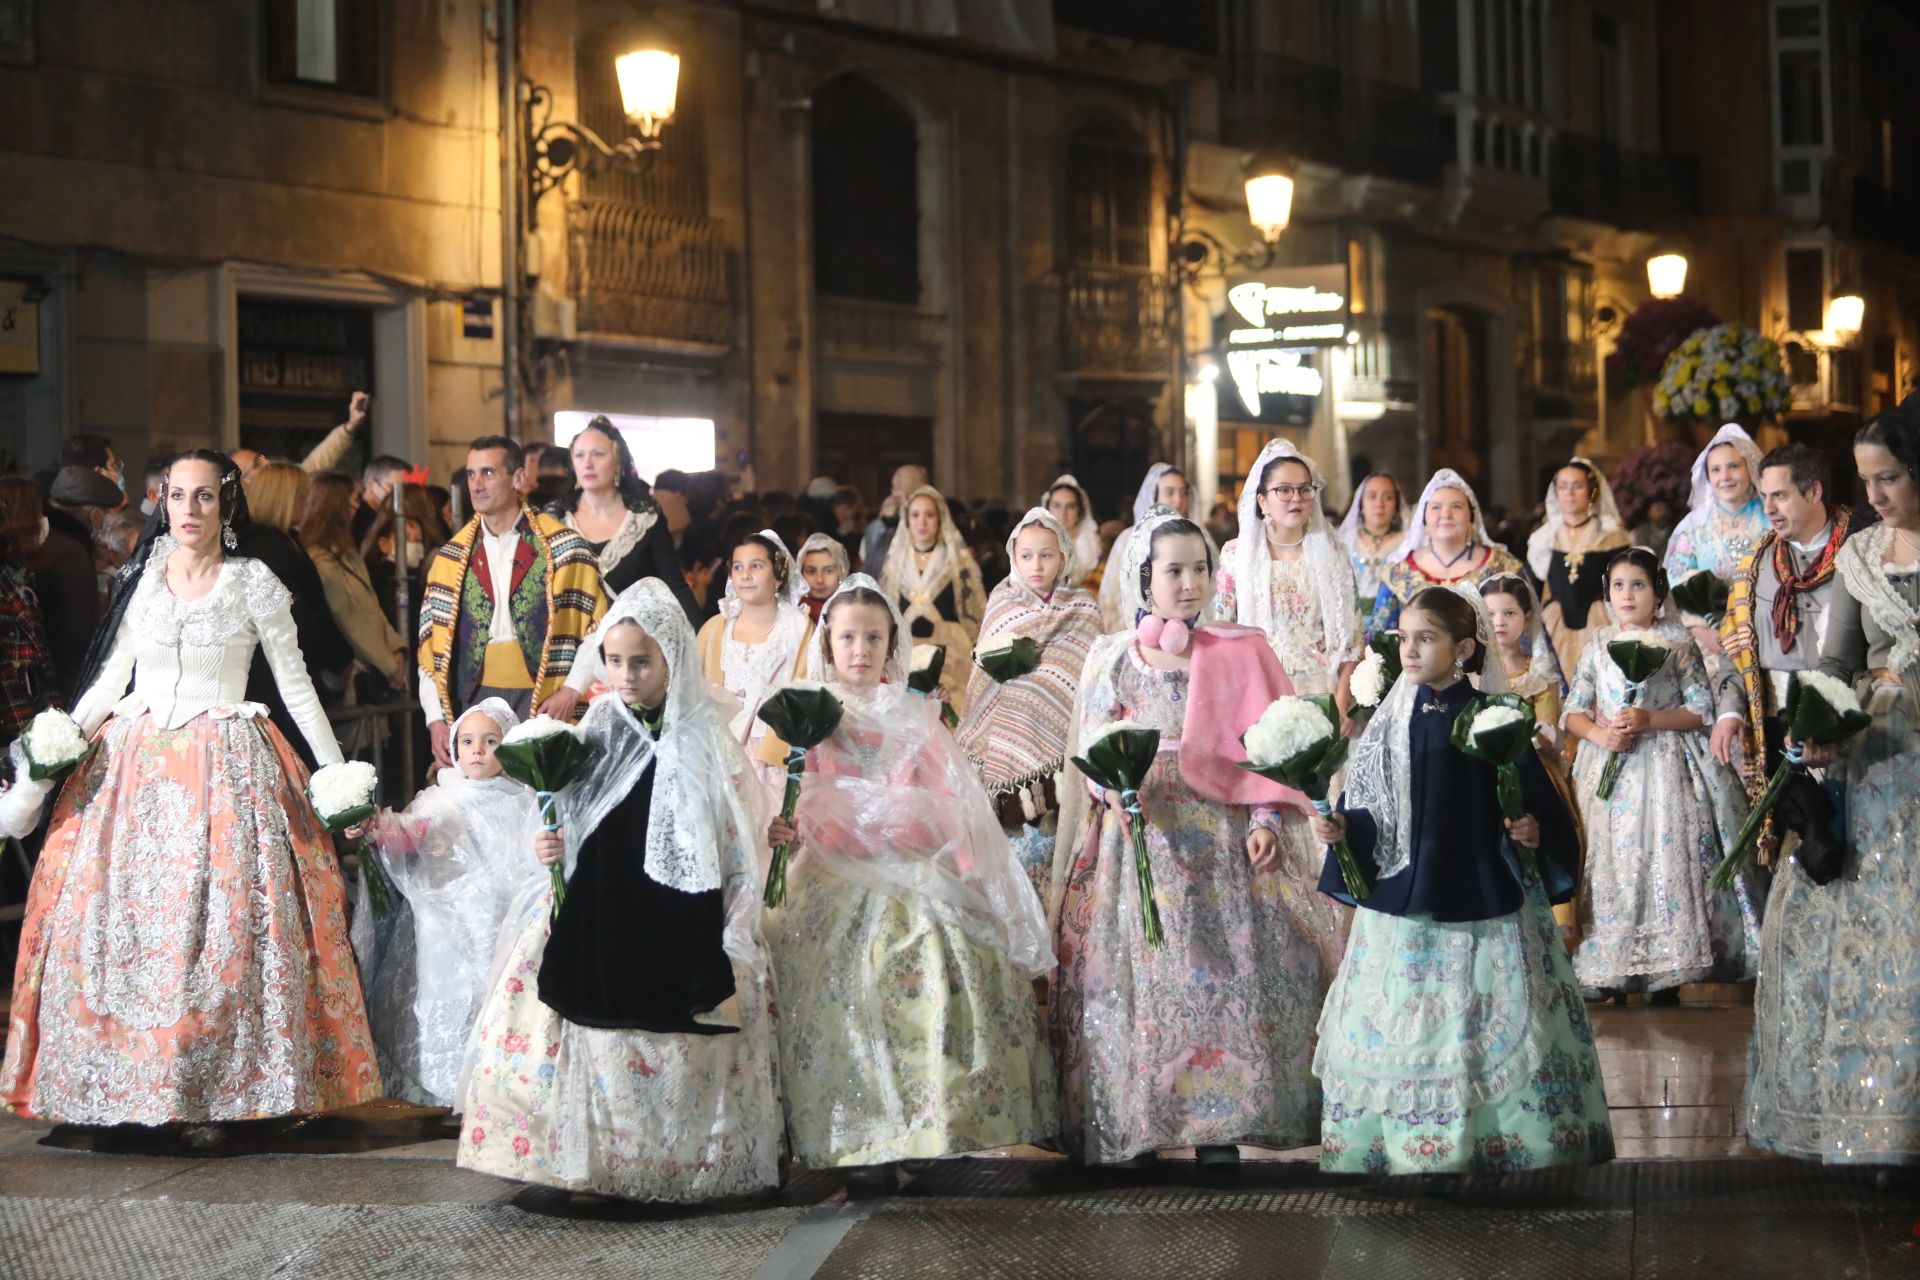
left=1317, top=677, right=1579, bottom=922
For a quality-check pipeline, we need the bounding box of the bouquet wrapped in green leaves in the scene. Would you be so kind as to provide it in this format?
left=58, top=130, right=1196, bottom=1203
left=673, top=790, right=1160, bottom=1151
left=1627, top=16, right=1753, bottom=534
left=19, top=708, right=94, bottom=782
left=1451, top=693, right=1539, bottom=822
left=755, top=680, right=846, bottom=908
left=1671, top=569, right=1731, bottom=626
left=973, top=634, right=1040, bottom=684
left=1709, top=670, right=1870, bottom=890
left=908, top=644, right=960, bottom=727
left=1595, top=630, right=1671, bottom=801
left=1240, top=695, right=1366, bottom=900
left=1071, top=722, right=1164, bottom=946
left=310, top=759, right=388, bottom=914
left=493, top=715, right=596, bottom=917
left=1346, top=633, right=1401, bottom=728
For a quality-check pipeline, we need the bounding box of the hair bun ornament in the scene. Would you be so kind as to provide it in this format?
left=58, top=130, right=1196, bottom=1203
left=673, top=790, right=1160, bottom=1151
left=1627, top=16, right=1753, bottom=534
left=1136, top=614, right=1190, bottom=655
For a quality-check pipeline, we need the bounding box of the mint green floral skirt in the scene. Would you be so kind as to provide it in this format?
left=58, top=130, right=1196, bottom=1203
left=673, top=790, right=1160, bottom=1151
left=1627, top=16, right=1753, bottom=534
left=1315, top=868, right=1614, bottom=1176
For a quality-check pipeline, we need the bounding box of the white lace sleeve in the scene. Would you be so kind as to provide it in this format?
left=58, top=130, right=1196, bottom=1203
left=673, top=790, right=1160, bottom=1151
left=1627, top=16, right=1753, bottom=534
left=70, top=608, right=138, bottom=735
left=246, top=560, right=345, bottom=768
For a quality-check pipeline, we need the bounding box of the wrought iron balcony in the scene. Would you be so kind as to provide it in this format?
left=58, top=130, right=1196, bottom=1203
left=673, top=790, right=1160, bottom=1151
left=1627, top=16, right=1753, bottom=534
left=1221, top=53, right=1445, bottom=186
left=1547, top=134, right=1699, bottom=229
left=567, top=198, right=735, bottom=348
left=1532, top=337, right=1599, bottom=420
left=1061, top=266, right=1172, bottom=377
left=816, top=297, right=947, bottom=361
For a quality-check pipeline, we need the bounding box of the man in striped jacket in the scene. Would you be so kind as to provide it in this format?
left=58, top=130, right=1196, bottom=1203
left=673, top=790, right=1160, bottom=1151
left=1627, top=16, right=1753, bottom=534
left=417, top=436, right=608, bottom=767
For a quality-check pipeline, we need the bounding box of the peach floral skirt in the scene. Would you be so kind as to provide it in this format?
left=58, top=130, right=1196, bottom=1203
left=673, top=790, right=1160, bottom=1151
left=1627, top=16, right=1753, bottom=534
left=1, top=710, right=381, bottom=1124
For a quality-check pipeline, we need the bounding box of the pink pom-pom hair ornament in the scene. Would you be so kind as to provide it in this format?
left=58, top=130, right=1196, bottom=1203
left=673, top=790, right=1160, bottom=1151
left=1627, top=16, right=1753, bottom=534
left=1136, top=613, right=1190, bottom=656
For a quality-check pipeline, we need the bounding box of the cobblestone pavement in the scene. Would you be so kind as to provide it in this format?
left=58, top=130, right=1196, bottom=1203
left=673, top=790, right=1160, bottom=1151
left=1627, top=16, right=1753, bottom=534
left=11, top=1001, right=1916, bottom=1278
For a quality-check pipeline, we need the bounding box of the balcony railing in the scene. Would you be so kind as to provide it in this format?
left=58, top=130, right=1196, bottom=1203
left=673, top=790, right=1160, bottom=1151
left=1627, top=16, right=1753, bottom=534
left=567, top=198, right=735, bottom=348
left=1533, top=337, right=1599, bottom=420
left=816, top=297, right=947, bottom=361
left=1053, top=0, right=1217, bottom=54
left=1221, top=53, right=1445, bottom=186
left=1547, top=134, right=1699, bottom=228
left=1062, top=266, right=1173, bottom=377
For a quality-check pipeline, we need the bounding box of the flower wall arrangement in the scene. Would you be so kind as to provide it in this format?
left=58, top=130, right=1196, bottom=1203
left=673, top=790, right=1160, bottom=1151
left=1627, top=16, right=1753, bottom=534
left=1653, top=324, right=1791, bottom=426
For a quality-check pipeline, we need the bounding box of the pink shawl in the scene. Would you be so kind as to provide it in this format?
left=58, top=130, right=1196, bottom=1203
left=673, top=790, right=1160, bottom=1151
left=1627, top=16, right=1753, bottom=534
left=1179, top=622, right=1314, bottom=815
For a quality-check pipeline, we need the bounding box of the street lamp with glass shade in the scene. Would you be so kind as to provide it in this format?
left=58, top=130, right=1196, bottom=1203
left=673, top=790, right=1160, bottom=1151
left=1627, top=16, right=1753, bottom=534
left=1245, top=170, right=1295, bottom=243
left=1646, top=252, right=1689, bottom=299
left=1826, top=293, right=1865, bottom=344
left=615, top=47, right=680, bottom=142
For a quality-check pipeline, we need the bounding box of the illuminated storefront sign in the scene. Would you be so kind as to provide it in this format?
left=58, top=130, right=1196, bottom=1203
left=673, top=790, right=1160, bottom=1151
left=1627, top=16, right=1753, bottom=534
left=1217, top=264, right=1348, bottom=419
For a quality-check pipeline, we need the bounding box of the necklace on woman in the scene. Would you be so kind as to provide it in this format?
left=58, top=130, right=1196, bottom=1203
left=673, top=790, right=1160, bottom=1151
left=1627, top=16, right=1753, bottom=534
left=1266, top=528, right=1307, bottom=550
left=1431, top=542, right=1474, bottom=571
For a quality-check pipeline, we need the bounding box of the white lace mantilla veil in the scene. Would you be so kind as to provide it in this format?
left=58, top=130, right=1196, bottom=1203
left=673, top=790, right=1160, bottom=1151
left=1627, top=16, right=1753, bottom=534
left=1525, top=456, right=1625, bottom=580
left=1003, top=505, right=1079, bottom=594
left=1048, top=505, right=1215, bottom=928
left=1474, top=574, right=1564, bottom=698
left=1097, top=463, right=1179, bottom=630
left=1230, top=439, right=1360, bottom=663
left=1344, top=582, right=1509, bottom=884
left=792, top=573, right=1054, bottom=977
left=459, top=576, right=772, bottom=1101
left=1337, top=473, right=1407, bottom=549
left=720, top=527, right=809, bottom=613
left=1041, top=474, right=1102, bottom=586
left=793, top=531, right=851, bottom=581
left=803, top=572, right=912, bottom=684
left=1391, top=468, right=1499, bottom=563
left=1686, top=423, right=1767, bottom=515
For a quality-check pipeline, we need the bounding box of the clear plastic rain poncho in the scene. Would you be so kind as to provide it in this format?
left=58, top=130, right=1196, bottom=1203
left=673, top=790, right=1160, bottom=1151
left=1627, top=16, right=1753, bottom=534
left=456, top=578, right=775, bottom=1103
left=349, top=697, right=539, bottom=1106
left=1345, top=583, right=1512, bottom=884
left=797, top=574, right=1055, bottom=977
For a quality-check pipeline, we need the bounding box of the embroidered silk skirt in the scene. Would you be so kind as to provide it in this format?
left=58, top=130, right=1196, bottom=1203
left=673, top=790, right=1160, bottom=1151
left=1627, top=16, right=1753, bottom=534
left=1, top=710, right=381, bottom=1124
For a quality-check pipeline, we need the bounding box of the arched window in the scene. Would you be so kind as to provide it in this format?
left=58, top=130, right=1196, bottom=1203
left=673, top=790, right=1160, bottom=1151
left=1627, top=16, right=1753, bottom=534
left=811, top=75, right=921, bottom=305
left=1066, top=117, right=1153, bottom=269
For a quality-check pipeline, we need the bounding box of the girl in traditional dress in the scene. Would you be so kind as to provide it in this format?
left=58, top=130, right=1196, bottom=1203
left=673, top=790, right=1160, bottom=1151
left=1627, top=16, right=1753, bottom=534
left=696, top=530, right=814, bottom=792
left=795, top=532, right=849, bottom=625
left=955, top=507, right=1103, bottom=901
left=765, top=575, right=1055, bottom=1192
left=1312, top=585, right=1610, bottom=1176
left=1563, top=547, right=1760, bottom=1003
left=1527, top=459, right=1630, bottom=678
left=1098, top=464, right=1193, bottom=632
left=878, top=486, right=987, bottom=713
left=1216, top=439, right=1363, bottom=704
left=459, top=579, right=783, bottom=1201
left=1042, top=474, right=1105, bottom=592
left=1662, top=424, right=1769, bottom=664
left=351, top=698, right=534, bottom=1108
left=1, top=450, right=380, bottom=1130
left=1338, top=472, right=1406, bottom=620
left=1051, top=507, right=1328, bottom=1167
left=1749, top=399, right=1920, bottom=1164
left=1478, top=575, right=1566, bottom=751
left=1368, top=470, right=1525, bottom=637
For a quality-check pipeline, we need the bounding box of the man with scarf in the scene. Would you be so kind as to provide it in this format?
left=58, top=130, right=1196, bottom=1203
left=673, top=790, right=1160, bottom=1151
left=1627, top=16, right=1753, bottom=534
left=1710, top=443, right=1857, bottom=879
left=417, top=436, right=608, bottom=767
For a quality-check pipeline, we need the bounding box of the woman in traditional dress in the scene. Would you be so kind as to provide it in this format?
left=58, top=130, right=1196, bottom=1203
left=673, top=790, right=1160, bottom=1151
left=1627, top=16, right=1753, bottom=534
left=547, top=414, right=699, bottom=622
left=1563, top=547, right=1760, bottom=1002
left=1312, top=585, right=1610, bottom=1176
left=1749, top=399, right=1920, bottom=1164
left=1, top=450, right=381, bottom=1131
left=352, top=698, right=534, bottom=1108
left=766, top=575, right=1055, bottom=1192
left=956, top=507, right=1103, bottom=901
left=1368, top=469, right=1525, bottom=636
left=1097, top=464, right=1192, bottom=632
left=878, top=485, right=987, bottom=713
left=1051, top=507, right=1327, bottom=1167
left=460, top=579, right=783, bottom=1201
left=1042, top=474, right=1105, bottom=592
left=1662, top=424, right=1769, bottom=664
left=1527, top=458, right=1631, bottom=678
left=1338, top=472, right=1406, bottom=621
left=695, top=529, right=813, bottom=792
left=1216, top=439, right=1364, bottom=704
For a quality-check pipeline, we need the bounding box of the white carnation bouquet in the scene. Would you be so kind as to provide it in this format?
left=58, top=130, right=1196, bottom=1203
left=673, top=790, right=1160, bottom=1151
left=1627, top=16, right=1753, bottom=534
left=309, top=760, right=379, bottom=831
left=1240, top=695, right=1366, bottom=899
left=1345, top=634, right=1401, bottom=727
left=493, top=714, right=594, bottom=916
left=973, top=633, right=1040, bottom=683
left=20, top=708, right=93, bottom=781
